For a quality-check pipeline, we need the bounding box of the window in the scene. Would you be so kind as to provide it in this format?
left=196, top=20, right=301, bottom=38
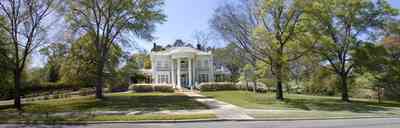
left=199, top=74, right=209, bottom=83
left=157, top=61, right=169, bottom=71
left=157, top=74, right=169, bottom=83
left=180, top=60, right=188, bottom=69
left=163, top=62, right=169, bottom=68
left=202, top=59, right=209, bottom=69
left=157, top=61, right=162, bottom=68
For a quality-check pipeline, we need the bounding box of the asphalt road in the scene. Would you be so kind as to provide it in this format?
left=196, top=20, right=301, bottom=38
left=1, top=118, right=400, bottom=128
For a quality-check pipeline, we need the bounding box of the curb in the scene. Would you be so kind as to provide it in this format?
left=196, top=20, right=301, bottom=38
left=0, top=118, right=225, bottom=125
left=229, top=116, right=400, bottom=122
left=85, top=118, right=226, bottom=124
left=1, top=116, right=400, bottom=124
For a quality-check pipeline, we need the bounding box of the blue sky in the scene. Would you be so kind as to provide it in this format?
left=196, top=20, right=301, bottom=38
left=135, top=0, right=226, bottom=51
left=136, top=0, right=400, bottom=50
left=31, top=0, right=400, bottom=68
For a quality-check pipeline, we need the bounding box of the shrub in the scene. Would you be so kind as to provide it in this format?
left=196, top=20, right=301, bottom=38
left=22, top=82, right=80, bottom=95
left=0, top=85, right=14, bottom=100
left=199, top=82, right=237, bottom=91
left=130, top=84, right=175, bottom=93
left=236, top=81, right=269, bottom=93
left=131, top=84, right=154, bottom=92
left=154, top=85, right=174, bottom=93
left=108, top=82, right=129, bottom=92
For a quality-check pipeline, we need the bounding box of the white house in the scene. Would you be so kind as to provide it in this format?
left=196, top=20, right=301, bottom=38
left=150, top=47, right=216, bottom=89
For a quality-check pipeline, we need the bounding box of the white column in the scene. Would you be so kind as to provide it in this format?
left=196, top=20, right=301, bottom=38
left=155, top=74, right=158, bottom=84
left=193, top=58, right=196, bottom=88
left=171, top=59, right=175, bottom=87
left=177, top=58, right=181, bottom=89
left=189, top=58, right=192, bottom=90
left=152, top=58, right=156, bottom=84
left=209, top=57, right=214, bottom=82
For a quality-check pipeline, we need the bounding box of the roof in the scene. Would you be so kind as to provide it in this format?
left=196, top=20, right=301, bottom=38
left=151, top=47, right=211, bottom=56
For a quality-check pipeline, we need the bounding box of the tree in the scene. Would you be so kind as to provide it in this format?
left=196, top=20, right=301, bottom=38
left=287, top=49, right=322, bottom=94
left=306, top=0, right=398, bottom=101
left=211, top=0, right=259, bottom=87
left=242, top=64, right=257, bottom=92
left=63, top=0, right=166, bottom=98
left=353, top=35, right=400, bottom=101
left=60, top=33, right=122, bottom=87
left=212, top=0, right=312, bottom=100
left=0, top=16, right=13, bottom=100
left=40, top=43, right=68, bottom=82
left=131, top=52, right=151, bottom=69
left=213, top=43, right=247, bottom=82
left=192, top=30, right=215, bottom=51
left=0, top=0, right=55, bottom=110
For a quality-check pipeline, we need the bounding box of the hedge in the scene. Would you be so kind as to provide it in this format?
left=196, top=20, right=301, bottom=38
left=154, top=85, right=175, bottom=93
left=0, top=82, right=87, bottom=100
left=131, top=84, right=154, bottom=92
left=199, top=82, right=238, bottom=91
left=130, top=84, right=174, bottom=93
left=23, top=82, right=80, bottom=94
left=108, top=82, right=129, bottom=92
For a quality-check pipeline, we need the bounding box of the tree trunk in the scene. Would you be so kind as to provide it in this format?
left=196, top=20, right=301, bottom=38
left=276, top=75, right=284, bottom=100
left=340, top=75, right=350, bottom=102
left=95, top=56, right=105, bottom=99
left=14, top=68, right=21, bottom=110
left=245, top=80, right=249, bottom=91
left=276, top=63, right=284, bottom=100
left=377, top=87, right=382, bottom=103
left=253, top=80, right=257, bottom=93
left=275, top=44, right=284, bottom=100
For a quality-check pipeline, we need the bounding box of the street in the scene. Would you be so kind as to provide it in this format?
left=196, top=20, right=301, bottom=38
left=1, top=118, right=400, bottom=128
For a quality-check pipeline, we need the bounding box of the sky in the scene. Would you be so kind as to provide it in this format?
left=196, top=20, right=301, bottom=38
left=136, top=0, right=400, bottom=50
left=31, top=0, right=400, bottom=68
left=135, top=0, right=226, bottom=51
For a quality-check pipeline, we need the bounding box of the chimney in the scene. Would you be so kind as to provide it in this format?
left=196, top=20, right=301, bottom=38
left=196, top=43, right=202, bottom=50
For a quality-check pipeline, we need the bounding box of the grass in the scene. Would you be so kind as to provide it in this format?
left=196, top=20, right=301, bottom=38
left=0, top=92, right=215, bottom=123
left=246, top=110, right=393, bottom=119
left=93, top=114, right=216, bottom=121
left=0, top=113, right=216, bottom=124
left=0, top=92, right=209, bottom=113
left=201, top=91, right=400, bottom=118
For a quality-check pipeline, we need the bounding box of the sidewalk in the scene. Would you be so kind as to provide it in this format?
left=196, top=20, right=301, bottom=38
left=182, top=91, right=254, bottom=120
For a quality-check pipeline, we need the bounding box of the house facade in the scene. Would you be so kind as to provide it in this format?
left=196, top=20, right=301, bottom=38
left=150, top=47, right=215, bottom=89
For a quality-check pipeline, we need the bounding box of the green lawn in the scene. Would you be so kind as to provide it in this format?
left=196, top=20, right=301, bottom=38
left=93, top=114, right=216, bottom=121
left=0, top=113, right=216, bottom=124
left=201, top=91, right=400, bottom=118
left=0, top=92, right=215, bottom=123
left=0, top=92, right=209, bottom=113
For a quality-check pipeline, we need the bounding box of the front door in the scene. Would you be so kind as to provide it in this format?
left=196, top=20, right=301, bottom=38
left=180, top=74, right=188, bottom=88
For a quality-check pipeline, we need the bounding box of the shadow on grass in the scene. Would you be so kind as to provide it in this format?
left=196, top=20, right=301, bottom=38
left=283, top=98, right=390, bottom=113
left=202, top=91, right=400, bottom=113
left=0, top=112, right=90, bottom=126
left=0, top=93, right=209, bottom=113
left=90, top=94, right=209, bottom=111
